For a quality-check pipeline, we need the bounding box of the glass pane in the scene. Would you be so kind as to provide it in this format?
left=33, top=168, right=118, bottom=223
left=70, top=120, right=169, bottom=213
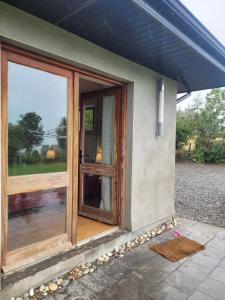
left=83, top=173, right=112, bottom=211
left=8, top=62, right=67, bottom=176
left=83, top=95, right=114, bottom=164
left=84, top=106, right=94, bottom=131
left=8, top=187, right=66, bottom=251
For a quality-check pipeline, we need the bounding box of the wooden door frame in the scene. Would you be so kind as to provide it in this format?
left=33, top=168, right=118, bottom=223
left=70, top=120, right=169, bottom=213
left=0, top=43, right=127, bottom=271
left=79, top=87, right=121, bottom=224
left=1, top=49, right=74, bottom=270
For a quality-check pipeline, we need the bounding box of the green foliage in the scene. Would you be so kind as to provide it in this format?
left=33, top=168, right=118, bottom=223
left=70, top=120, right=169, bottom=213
left=176, top=88, right=225, bottom=163
left=196, top=89, right=225, bottom=147
left=56, top=117, right=67, bottom=150
left=84, top=107, right=94, bottom=130
left=8, top=123, right=23, bottom=163
left=195, top=143, right=225, bottom=163
left=194, top=146, right=205, bottom=163
left=30, top=149, right=41, bottom=163
left=8, top=112, right=44, bottom=163
left=176, top=111, right=192, bottom=150
left=8, top=162, right=67, bottom=176
left=18, top=112, right=44, bottom=159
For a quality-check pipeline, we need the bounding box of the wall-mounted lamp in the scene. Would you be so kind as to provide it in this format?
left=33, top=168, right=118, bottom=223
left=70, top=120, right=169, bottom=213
left=157, top=78, right=165, bottom=136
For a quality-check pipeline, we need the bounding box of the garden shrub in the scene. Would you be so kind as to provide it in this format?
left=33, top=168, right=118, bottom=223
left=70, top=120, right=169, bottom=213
left=195, top=143, right=225, bottom=163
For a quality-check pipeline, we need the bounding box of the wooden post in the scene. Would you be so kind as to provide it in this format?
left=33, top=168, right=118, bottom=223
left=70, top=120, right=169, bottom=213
left=71, top=72, right=79, bottom=244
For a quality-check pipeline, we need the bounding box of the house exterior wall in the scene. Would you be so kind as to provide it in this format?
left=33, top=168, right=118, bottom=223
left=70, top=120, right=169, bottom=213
left=0, top=2, right=177, bottom=232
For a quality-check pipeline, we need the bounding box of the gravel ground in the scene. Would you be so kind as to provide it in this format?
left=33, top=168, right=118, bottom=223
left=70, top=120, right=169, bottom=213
left=175, top=161, right=225, bottom=228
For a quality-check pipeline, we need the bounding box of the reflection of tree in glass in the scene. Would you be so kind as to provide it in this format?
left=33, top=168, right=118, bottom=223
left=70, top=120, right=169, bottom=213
left=9, top=112, right=44, bottom=163
left=56, top=117, right=67, bottom=162
left=56, top=117, right=67, bottom=149
left=85, top=107, right=94, bottom=131
left=18, top=112, right=44, bottom=162
left=8, top=123, right=23, bottom=163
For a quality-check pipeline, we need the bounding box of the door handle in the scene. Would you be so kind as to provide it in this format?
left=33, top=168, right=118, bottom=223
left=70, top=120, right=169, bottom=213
left=79, top=150, right=89, bottom=163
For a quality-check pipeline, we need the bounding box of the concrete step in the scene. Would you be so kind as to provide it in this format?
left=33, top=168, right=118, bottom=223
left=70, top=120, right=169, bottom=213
left=1, top=230, right=129, bottom=298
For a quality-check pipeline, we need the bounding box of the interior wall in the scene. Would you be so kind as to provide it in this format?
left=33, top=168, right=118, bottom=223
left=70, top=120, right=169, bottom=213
left=0, top=1, right=177, bottom=232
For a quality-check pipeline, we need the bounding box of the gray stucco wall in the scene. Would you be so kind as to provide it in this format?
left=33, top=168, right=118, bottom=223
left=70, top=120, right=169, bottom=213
left=0, top=1, right=177, bottom=232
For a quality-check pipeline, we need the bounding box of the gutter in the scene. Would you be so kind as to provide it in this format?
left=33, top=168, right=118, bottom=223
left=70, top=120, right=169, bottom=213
left=131, top=0, right=225, bottom=75
left=176, top=92, right=191, bottom=104
left=166, top=0, right=225, bottom=61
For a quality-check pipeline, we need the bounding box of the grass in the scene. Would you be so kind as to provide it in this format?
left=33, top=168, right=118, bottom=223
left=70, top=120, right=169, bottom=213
left=9, top=162, right=67, bottom=176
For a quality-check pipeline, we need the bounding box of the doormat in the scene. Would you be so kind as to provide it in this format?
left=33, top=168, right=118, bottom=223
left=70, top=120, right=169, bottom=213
left=150, top=236, right=205, bottom=262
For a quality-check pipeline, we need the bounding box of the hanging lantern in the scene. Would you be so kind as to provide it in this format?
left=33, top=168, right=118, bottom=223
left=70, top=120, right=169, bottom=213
left=95, top=145, right=102, bottom=163
left=46, top=147, right=56, bottom=160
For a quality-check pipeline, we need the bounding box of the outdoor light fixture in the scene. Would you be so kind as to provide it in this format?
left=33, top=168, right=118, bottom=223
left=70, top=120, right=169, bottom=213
left=157, top=78, right=165, bottom=136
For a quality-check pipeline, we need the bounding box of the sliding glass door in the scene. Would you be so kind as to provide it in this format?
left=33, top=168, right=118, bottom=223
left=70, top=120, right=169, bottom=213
left=1, top=51, right=73, bottom=267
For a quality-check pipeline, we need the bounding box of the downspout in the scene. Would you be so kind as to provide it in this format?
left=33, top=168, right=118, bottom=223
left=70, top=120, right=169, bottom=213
left=157, top=78, right=165, bottom=136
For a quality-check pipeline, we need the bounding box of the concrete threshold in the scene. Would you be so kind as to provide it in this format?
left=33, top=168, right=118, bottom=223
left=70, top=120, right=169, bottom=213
left=0, top=216, right=171, bottom=298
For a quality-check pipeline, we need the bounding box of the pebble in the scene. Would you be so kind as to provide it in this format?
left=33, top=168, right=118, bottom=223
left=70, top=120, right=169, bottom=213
left=29, top=288, right=35, bottom=297
left=83, top=269, right=89, bottom=275
left=151, top=230, right=156, bottom=237
left=97, top=256, right=104, bottom=262
left=39, top=284, right=45, bottom=292
left=12, top=218, right=175, bottom=299
left=85, top=262, right=92, bottom=268
left=57, top=278, right=63, bottom=285
left=48, top=282, right=58, bottom=291
left=62, top=279, right=70, bottom=287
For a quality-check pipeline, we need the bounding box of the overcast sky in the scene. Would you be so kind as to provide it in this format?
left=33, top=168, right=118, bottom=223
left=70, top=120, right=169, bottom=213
left=9, top=62, right=67, bottom=147
left=177, top=0, right=225, bottom=110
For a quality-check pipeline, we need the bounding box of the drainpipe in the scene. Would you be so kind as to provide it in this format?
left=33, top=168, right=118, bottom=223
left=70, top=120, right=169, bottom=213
left=157, top=78, right=165, bottom=136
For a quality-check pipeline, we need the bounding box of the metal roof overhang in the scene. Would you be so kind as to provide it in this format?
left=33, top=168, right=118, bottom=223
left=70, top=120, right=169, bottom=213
left=2, top=0, right=225, bottom=93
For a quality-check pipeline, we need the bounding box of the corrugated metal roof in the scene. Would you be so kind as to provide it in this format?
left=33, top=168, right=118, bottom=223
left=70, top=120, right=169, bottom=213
left=2, top=0, right=225, bottom=93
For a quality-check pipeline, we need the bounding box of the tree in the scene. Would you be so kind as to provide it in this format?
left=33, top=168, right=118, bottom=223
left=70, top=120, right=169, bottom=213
left=192, top=89, right=225, bottom=162
left=176, top=88, right=225, bottom=162
left=8, top=123, right=24, bottom=163
left=197, top=89, right=225, bottom=147
left=18, top=112, right=44, bottom=161
left=176, top=110, right=192, bottom=150
left=186, top=95, right=204, bottom=143
left=56, top=117, right=67, bottom=150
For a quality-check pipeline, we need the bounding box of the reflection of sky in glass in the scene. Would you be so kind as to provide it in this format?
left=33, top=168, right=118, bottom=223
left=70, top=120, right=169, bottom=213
left=8, top=62, right=67, bottom=147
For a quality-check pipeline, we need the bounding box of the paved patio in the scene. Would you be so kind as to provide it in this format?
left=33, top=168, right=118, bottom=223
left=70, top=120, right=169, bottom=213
left=46, top=218, right=225, bottom=300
